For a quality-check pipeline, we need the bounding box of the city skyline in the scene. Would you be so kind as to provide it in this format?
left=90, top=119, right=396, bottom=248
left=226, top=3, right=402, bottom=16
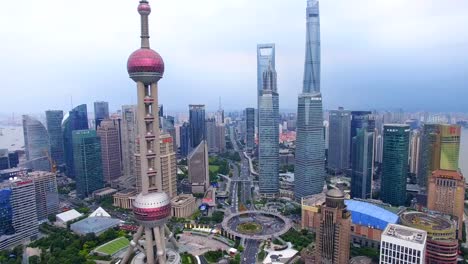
left=1, top=0, right=468, bottom=114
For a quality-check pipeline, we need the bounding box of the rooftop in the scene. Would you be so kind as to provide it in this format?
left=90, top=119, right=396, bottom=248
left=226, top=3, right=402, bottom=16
left=432, top=169, right=464, bottom=180
left=400, top=211, right=455, bottom=232
left=383, top=224, right=427, bottom=245
left=345, top=200, right=399, bottom=230
left=71, top=217, right=121, bottom=235
left=56, top=209, right=83, bottom=223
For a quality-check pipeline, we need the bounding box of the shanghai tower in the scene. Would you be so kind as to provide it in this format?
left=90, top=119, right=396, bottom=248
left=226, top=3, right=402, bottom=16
left=294, top=0, right=325, bottom=200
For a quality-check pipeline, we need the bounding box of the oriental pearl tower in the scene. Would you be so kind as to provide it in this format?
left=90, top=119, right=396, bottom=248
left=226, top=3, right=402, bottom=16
left=121, top=1, right=179, bottom=264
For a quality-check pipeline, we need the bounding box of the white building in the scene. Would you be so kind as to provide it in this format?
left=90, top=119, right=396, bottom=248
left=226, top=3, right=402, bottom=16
left=380, top=224, right=427, bottom=264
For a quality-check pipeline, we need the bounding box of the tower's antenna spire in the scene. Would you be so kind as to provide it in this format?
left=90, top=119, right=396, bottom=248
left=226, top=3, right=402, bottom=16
left=138, top=0, right=151, bottom=48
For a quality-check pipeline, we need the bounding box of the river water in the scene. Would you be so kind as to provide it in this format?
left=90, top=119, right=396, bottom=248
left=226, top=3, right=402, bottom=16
left=0, top=126, right=24, bottom=151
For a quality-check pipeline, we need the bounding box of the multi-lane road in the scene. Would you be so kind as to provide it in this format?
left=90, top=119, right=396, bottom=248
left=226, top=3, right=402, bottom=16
left=228, top=126, right=259, bottom=264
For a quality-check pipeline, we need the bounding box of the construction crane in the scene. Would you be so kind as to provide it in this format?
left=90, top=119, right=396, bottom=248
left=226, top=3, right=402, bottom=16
left=44, top=150, right=57, bottom=173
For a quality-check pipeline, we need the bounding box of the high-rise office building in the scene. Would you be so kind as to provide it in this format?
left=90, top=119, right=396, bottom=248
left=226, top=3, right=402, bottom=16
left=258, top=63, right=279, bottom=198
left=409, top=130, right=421, bottom=175
left=22, top=115, right=51, bottom=171
left=180, top=122, right=191, bottom=157
left=380, top=124, right=410, bottom=206
left=63, top=104, right=89, bottom=178
left=215, top=124, right=226, bottom=153
left=0, top=150, right=9, bottom=170
left=328, top=108, right=351, bottom=174
left=216, top=98, right=224, bottom=125
left=245, top=108, right=255, bottom=152
left=45, top=110, right=65, bottom=166
left=97, top=120, right=122, bottom=184
left=8, top=152, right=19, bottom=168
left=121, top=105, right=137, bottom=183
left=159, top=134, right=177, bottom=198
left=427, top=169, right=465, bottom=239
left=380, top=224, right=427, bottom=264
left=351, top=127, right=374, bottom=199
left=28, top=171, right=59, bottom=221
left=314, top=189, right=351, bottom=264
left=188, top=141, right=209, bottom=194
left=161, top=116, right=177, bottom=152
left=439, top=125, right=460, bottom=171
left=72, top=130, right=104, bottom=198
left=350, top=111, right=372, bottom=164
left=417, top=124, right=461, bottom=188
left=189, top=105, right=206, bottom=148
left=205, top=118, right=217, bottom=153
left=257, top=44, right=275, bottom=109
left=294, top=0, right=325, bottom=200
left=0, top=178, right=38, bottom=250
left=94, top=101, right=110, bottom=129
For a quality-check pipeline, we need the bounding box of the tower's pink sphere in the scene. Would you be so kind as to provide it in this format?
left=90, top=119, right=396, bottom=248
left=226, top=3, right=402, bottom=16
left=127, top=48, right=164, bottom=75
left=138, top=2, right=151, bottom=15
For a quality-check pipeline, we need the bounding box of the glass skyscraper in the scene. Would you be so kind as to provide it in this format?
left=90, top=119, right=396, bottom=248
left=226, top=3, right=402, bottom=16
left=189, top=105, right=206, bottom=149
left=45, top=110, right=65, bottom=166
left=351, top=126, right=374, bottom=199
left=257, top=44, right=276, bottom=97
left=381, top=124, right=410, bottom=206
left=417, top=124, right=440, bottom=188
left=328, top=108, right=351, bottom=174
left=294, top=0, right=325, bottom=200
left=180, top=122, right=191, bottom=157
left=63, top=104, right=89, bottom=178
left=258, top=64, right=279, bottom=197
left=94, top=101, right=109, bottom=129
left=22, top=115, right=51, bottom=171
left=72, top=130, right=104, bottom=198
left=245, top=108, right=255, bottom=151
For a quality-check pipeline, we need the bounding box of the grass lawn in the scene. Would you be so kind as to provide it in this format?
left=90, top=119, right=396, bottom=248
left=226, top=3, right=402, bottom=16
left=95, top=237, right=129, bottom=256
left=209, top=165, right=220, bottom=173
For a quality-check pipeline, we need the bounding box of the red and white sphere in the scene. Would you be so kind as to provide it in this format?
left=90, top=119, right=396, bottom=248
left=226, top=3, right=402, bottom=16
left=133, top=192, right=171, bottom=227
left=127, top=48, right=165, bottom=84
left=138, top=2, right=151, bottom=15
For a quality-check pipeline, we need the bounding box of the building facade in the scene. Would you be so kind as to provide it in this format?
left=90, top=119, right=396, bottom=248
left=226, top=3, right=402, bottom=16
left=380, top=224, right=427, bottom=264
left=380, top=124, right=410, bottom=206
left=245, top=108, right=255, bottom=151
left=427, top=169, right=465, bottom=239
left=0, top=178, right=38, bottom=250
left=188, top=141, right=209, bottom=194
left=94, top=101, right=110, bottom=129
left=439, top=125, right=460, bottom=171
left=328, top=108, right=351, bottom=174
left=28, top=171, right=59, bottom=221
left=258, top=63, right=279, bottom=198
left=257, top=43, right=275, bottom=110
left=72, top=130, right=104, bottom=198
left=171, top=194, right=197, bottom=218
left=45, top=110, right=65, bottom=166
left=121, top=105, right=137, bottom=185
left=205, top=118, right=217, bottom=153
left=22, top=115, right=50, bottom=171
left=159, top=134, right=177, bottom=198
left=314, top=190, right=351, bottom=264
left=417, top=124, right=441, bottom=188
left=63, top=104, right=89, bottom=178
left=180, top=122, right=190, bottom=157
left=189, top=105, right=206, bottom=149
left=294, top=0, right=325, bottom=200
left=97, top=120, right=122, bottom=184
left=351, top=127, right=374, bottom=199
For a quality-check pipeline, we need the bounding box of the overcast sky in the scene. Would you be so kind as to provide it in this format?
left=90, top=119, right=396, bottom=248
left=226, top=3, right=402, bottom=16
left=0, top=0, right=467, bottom=115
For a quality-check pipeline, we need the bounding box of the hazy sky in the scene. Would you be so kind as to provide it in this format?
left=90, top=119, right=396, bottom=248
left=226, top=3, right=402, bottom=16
left=1, top=0, right=467, bottom=115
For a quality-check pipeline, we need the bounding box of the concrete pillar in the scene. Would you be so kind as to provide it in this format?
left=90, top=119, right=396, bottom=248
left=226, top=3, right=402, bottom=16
left=145, top=227, right=155, bottom=264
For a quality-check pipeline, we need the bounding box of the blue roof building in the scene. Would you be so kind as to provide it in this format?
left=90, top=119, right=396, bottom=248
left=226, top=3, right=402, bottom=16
left=70, top=217, right=120, bottom=236
left=345, top=200, right=399, bottom=230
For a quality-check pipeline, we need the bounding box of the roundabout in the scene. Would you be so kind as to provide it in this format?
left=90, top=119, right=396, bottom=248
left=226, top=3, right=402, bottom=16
left=221, top=210, right=292, bottom=240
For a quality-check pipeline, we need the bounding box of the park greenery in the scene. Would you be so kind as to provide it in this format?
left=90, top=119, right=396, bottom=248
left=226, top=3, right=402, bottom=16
left=0, top=246, right=23, bottom=264
left=350, top=245, right=379, bottom=262
left=203, top=250, right=225, bottom=262
left=198, top=211, right=225, bottom=225
left=237, top=222, right=263, bottom=234
left=181, top=253, right=196, bottom=264
left=219, top=151, right=241, bottom=162
left=280, top=229, right=315, bottom=252
left=28, top=223, right=126, bottom=264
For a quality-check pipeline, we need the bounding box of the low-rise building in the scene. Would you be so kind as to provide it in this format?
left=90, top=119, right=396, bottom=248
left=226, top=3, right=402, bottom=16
left=171, top=194, right=197, bottom=218
left=56, top=209, right=83, bottom=227
left=400, top=211, right=457, bottom=264
left=113, top=189, right=137, bottom=209
left=71, top=217, right=121, bottom=236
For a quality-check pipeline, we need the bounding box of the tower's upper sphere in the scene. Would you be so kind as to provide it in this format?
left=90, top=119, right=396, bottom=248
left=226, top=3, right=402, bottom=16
left=133, top=192, right=171, bottom=227
left=138, top=2, right=151, bottom=15
left=127, top=48, right=165, bottom=84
